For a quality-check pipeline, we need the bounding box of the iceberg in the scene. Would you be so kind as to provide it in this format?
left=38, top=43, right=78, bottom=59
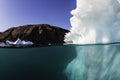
left=0, top=42, right=10, bottom=47
left=13, top=38, right=23, bottom=45
left=0, top=43, right=7, bottom=47
left=6, top=38, right=33, bottom=45
left=22, top=41, right=33, bottom=45
left=64, top=0, right=120, bottom=80
left=65, top=0, right=120, bottom=44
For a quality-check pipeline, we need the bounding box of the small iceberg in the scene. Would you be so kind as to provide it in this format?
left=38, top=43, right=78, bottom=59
left=0, top=42, right=11, bottom=47
left=0, top=38, right=33, bottom=47
left=6, top=38, right=33, bottom=45
left=0, top=43, right=7, bottom=47
left=13, top=38, right=23, bottom=45
left=22, top=41, right=33, bottom=45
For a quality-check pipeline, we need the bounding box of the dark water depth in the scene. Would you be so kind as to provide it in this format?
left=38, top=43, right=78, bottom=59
left=0, top=45, right=76, bottom=80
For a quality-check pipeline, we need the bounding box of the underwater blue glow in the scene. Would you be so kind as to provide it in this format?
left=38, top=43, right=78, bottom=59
left=65, top=44, right=120, bottom=80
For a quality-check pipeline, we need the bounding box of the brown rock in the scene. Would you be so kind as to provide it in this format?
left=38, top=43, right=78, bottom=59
left=0, top=24, right=69, bottom=44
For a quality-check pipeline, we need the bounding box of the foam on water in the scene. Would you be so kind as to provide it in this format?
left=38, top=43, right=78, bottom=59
left=65, top=0, right=120, bottom=44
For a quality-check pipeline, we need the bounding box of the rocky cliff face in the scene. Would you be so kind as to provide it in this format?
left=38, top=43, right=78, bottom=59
left=0, top=24, right=69, bottom=44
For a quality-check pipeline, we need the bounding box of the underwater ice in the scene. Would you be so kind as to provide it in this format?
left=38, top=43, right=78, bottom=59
left=65, top=45, right=120, bottom=80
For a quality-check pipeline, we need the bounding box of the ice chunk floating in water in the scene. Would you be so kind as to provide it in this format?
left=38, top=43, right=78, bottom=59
left=65, top=0, right=120, bottom=44
left=64, top=0, right=120, bottom=80
left=6, top=38, right=33, bottom=45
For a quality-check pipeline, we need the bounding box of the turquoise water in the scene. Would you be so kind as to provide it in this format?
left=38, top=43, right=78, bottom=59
left=66, top=43, right=120, bottom=80
left=0, top=43, right=120, bottom=80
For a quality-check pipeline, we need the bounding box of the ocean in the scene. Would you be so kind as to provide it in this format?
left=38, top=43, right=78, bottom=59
left=0, top=43, right=120, bottom=80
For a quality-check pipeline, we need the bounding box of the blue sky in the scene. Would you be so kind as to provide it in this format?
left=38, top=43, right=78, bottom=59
left=0, top=0, right=76, bottom=31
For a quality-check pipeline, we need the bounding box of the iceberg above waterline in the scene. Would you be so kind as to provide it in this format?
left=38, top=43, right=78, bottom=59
left=0, top=38, right=33, bottom=47
left=64, top=0, right=120, bottom=44
left=6, top=38, right=33, bottom=45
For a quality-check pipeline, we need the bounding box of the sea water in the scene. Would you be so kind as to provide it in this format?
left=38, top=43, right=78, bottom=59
left=0, top=45, right=76, bottom=80
left=0, top=43, right=120, bottom=80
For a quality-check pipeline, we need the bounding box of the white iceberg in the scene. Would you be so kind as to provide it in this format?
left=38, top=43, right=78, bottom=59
left=13, top=38, right=23, bottom=45
left=0, top=43, right=10, bottom=47
left=6, top=40, right=14, bottom=44
left=6, top=38, right=33, bottom=45
left=64, top=0, right=120, bottom=44
left=0, top=43, right=6, bottom=47
left=22, top=41, right=33, bottom=45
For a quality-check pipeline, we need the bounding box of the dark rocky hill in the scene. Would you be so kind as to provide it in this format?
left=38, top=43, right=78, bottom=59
left=0, top=24, right=69, bottom=44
